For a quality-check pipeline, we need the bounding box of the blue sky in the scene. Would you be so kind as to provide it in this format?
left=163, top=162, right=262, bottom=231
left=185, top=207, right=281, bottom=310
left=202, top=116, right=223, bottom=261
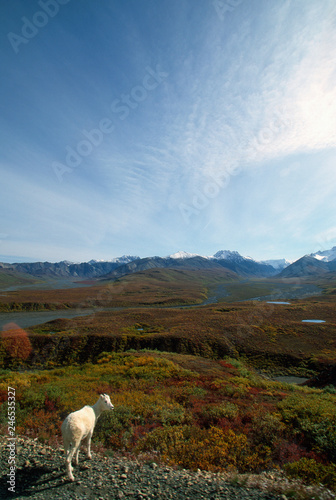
left=1, top=0, right=336, bottom=263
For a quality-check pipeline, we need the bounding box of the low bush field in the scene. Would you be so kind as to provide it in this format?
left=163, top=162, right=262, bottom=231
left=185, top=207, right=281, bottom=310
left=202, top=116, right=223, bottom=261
left=1, top=350, right=335, bottom=489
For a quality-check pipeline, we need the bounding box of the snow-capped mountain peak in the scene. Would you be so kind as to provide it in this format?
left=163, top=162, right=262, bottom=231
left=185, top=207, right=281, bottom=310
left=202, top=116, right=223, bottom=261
left=169, top=249, right=256, bottom=262
left=310, top=246, right=336, bottom=262
left=88, top=255, right=139, bottom=265
left=169, top=250, right=264, bottom=263
left=167, top=250, right=292, bottom=272
left=211, top=250, right=246, bottom=261
left=169, top=251, right=201, bottom=259
left=261, top=258, right=292, bottom=270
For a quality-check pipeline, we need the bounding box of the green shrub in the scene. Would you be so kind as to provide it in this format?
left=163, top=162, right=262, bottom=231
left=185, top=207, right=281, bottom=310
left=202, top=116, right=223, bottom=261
left=250, top=410, right=286, bottom=448
left=225, top=358, right=250, bottom=377
left=202, top=401, right=239, bottom=424
left=324, top=385, right=336, bottom=395
left=157, top=403, right=186, bottom=426
left=278, top=392, right=336, bottom=458
left=300, top=419, right=336, bottom=461
left=221, top=383, right=249, bottom=398
left=285, top=458, right=336, bottom=489
left=20, top=389, right=45, bottom=411
left=94, top=405, right=135, bottom=448
left=278, top=393, right=336, bottom=424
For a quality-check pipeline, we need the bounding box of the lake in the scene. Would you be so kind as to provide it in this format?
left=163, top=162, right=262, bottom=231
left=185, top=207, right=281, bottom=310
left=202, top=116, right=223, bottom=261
left=272, top=375, right=310, bottom=384
left=302, top=319, right=326, bottom=323
left=266, top=301, right=291, bottom=305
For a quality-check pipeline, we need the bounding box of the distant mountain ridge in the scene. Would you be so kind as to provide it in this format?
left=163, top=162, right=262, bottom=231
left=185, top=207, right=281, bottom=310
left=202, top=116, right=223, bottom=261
left=101, top=253, right=276, bottom=280
left=0, top=255, right=139, bottom=279
left=2, top=247, right=336, bottom=281
left=0, top=250, right=278, bottom=280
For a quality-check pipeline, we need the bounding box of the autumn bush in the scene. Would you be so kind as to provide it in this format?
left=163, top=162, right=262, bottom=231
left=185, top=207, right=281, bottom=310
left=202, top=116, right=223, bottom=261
left=136, top=425, right=268, bottom=472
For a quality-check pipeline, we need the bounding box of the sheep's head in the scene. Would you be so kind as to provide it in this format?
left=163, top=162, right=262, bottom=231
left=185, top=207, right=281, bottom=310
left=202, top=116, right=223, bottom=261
left=100, top=393, right=114, bottom=410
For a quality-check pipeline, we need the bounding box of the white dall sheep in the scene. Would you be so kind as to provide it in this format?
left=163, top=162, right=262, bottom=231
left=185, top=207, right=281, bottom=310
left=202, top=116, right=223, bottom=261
left=61, top=393, right=114, bottom=481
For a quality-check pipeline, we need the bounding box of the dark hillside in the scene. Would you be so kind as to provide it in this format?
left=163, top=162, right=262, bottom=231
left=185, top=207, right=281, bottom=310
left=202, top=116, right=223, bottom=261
left=0, top=268, right=42, bottom=288
left=278, top=256, right=334, bottom=278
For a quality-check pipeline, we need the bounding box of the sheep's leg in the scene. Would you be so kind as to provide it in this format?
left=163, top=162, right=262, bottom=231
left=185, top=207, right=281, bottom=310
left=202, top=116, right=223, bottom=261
left=66, top=459, right=74, bottom=482
left=86, top=430, right=93, bottom=459
left=74, top=440, right=81, bottom=465
left=65, top=444, right=75, bottom=481
left=63, top=436, right=75, bottom=481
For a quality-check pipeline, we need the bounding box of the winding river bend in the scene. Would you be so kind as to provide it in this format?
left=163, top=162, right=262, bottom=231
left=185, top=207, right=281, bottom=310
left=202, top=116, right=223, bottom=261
left=0, top=281, right=324, bottom=330
left=0, top=309, right=98, bottom=330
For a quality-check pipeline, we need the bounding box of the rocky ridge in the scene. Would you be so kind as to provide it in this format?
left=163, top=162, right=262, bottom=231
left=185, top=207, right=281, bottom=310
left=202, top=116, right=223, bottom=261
left=1, top=435, right=335, bottom=499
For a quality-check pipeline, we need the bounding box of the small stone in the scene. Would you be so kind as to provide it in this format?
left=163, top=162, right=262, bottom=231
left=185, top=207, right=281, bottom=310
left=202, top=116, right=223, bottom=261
left=150, top=462, right=157, bottom=469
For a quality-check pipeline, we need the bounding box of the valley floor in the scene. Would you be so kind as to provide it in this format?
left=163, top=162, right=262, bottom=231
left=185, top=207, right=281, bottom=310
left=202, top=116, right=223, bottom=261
left=1, top=271, right=336, bottom=497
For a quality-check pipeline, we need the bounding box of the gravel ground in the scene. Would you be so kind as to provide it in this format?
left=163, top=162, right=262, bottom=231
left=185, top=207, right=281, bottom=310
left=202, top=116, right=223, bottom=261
left=1, top=436, right=335, bottom=500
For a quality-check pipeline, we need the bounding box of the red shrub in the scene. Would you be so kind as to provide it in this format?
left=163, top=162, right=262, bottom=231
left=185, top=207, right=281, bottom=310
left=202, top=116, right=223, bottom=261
left=219, top=360, right=236, bottom=371
left=275, top=439, right=318, bottom=465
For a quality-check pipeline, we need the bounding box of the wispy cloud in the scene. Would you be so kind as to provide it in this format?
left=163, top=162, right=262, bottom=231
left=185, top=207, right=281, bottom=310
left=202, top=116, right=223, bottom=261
left=159, top=1, right=336, bottom=186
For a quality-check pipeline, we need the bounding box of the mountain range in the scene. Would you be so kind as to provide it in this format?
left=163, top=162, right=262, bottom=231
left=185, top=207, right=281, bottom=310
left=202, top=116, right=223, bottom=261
left=101, top=253, right=276, bottom=280
left=0, top=255, right=139, bottom=279
left=1, top=247, right=336, bottom=281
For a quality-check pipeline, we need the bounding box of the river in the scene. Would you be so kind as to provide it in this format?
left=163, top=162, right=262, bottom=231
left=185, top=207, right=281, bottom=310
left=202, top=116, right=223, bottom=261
left=0, top=309, right=97, bottom=330
left=0, top=281, right=324, bottom=329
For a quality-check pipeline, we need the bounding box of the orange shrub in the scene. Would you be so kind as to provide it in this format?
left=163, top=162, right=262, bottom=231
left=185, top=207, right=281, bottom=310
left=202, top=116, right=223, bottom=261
left=136, top=425, right=268, bottom=472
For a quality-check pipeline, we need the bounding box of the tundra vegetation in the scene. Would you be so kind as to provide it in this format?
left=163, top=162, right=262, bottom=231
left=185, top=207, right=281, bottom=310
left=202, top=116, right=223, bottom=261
left=1, top=269, right=336, bottom=492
